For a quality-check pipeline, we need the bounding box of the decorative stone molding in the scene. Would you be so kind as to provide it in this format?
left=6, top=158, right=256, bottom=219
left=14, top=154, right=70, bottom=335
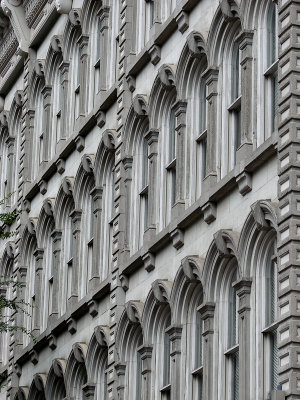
left=95, top=109, right=106, bottom=128
left=235, top=171, right=252, bottom=196
left=23, top=198, right=31, bottom=213
left=201, top=201, right=216, bottom=224
left=132, top=94, right=148, bottom=117
left=186, top=31, right=207, bottom=58
left=47, top=334, right=57, bottom=350
left=125, top=300, right=144, bottom=324
left=67, top=318, right=77, bottom=335
left=1, top=0, right=30, bottom=55
left=81, top=153, right=95, bottom=174
left=13, top=362, right=22, bottom=377
left=61, top=176, right=74, bottom=196
left=69, top=8, right=81, bottom=27
left=72, top=342, right=88, bottom=363
left=181, top=255, right=204, bottom=281
left=119, top=273, right=129, bottom=291
left=29, top=349, right=39, bottom=365
left=14, top=89, right=23, bottom=106
left=102, top=129, right=116, bottom=151
left=94, top=325, right=109, bottom=347
left=142, top=251, right=155, bottom=272
left=38, top=180, right=48, bottom=195
left=82, top=383, right=96, bottom=398
left=52, top=358, right=66, bottom=377
left=43, top=197, right=55, bottom=216
left=56, top=158, right=65, bottom=174
left=213, top=229, right=239, bottom=259
left=250, top=200, right=277, bottom=231
left=5, top=240, right=15, bottom=258
left=27, top=217, right=38, bottom=235
left=126, top=75, right=135, bottom=92
left=148, top=44, right=161, bottom=65
left=33, top=373, right=47, bottom=392
left=158, top=64, right=176, bottom=87
left=50, top=35, right=63, bottom=53
left=175, top=10, right=189, bottom=34
left=219, top=0, right=239, bottom=20
left=34, top=59, right=45, bottom=77
left=55, top=0, right=72, bottom=14
left=88, top=300, right=98, bottom=317
left=75, top=135, right=85, bottom=152
left=151, top=279, right=172, bottom=304
left=14, top=386, right=29, bottom=400
left=170, top=228, right=184, bottom=250
left=0, top=110, right=8, bottom=127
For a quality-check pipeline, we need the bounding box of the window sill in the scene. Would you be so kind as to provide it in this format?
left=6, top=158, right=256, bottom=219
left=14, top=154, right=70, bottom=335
left=192, top=366, right=203, bottom=376
left=264, top=59, right=279, bottom=76
left=160, top=384, right=171, bottom=393
left=228, top=95, right=241, bottom=111
left=140, top=185, right=149, bottom=196
left=262, top=321, right=279, bottom=333
left=166, top=158, right=176, bottom=170
left=224, top=343, right=239, bottom=355
left=196, top=129, right=207, bottom=143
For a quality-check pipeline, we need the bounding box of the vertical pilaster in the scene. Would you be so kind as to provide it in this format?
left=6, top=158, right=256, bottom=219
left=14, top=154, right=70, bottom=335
left=198, top=302, right=215, bottom=400
left=138, top=345, right=153, bottom=400
left=68, top=209, right=82, bottom=308
left=173, top=100, right=187, bottom=218
left=78, top=34, right=89, bottom=117
left=121, top=156, right=133, bottom=259
left=167, top=325, right=183, bottom=400
left=5, top=136, right=15, bottom=204
left=237, top=30, right=254, bottom=162
left=41, top=85, right=52, bottom=163
left=98, top=5, right=110, bottom=92
left=89, top=186, right=103, bottom=290
left=144, top=129, right=159, bottom=242
left=202, top=68, right=218, bottom=189
left=234, top=278, right=252, bottom=400
left=32, top=248, right=44, bottom=336
left=49, top=229, right=62, bottom=323
left=277, top=1, right=300, bottom=398
left=59, top=61, right=70, bottom=142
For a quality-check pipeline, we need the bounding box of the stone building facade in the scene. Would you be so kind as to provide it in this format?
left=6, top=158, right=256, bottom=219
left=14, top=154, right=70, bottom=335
left=0, top=0, right=297, bottom=399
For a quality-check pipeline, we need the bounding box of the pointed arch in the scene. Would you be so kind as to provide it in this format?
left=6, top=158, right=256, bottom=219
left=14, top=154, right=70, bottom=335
left=44, top=359, right=67, bottom=400
left=65, top=343, right=88, bottom=400
left=27, top=373, right=46, bottom=400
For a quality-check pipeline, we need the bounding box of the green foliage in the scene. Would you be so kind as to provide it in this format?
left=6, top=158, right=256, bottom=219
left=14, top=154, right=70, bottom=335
left=0, top=193, right=21, bottom=240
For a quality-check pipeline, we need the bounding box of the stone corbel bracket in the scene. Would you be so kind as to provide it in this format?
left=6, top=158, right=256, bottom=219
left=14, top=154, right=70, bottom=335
left=1, top=0, right=30, bottom=56
left=133, top=94, right=149, bottom=117
left=214, top=229, right=240, bottom=259
left=152, top=279, right=173, bottom=304
left=55, top=0, right=72, bottom=14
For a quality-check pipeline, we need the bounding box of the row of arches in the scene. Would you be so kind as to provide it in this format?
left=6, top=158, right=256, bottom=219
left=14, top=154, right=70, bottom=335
left=11, top=200, right=279, bottom=400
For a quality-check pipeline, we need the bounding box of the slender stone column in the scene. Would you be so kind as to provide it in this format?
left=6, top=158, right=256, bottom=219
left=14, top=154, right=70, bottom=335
left=138, top=345, right=153, bottom=400
left=41, top=85, right=52, bottom=163
left=234, top=278, right=252, bottom=400
left=68, top=209, right=82, bottom=308
left=49, top=229, right=62, bottom=323
left=166, top=325, right=183, bottom=400
left=89, top=186, right=103, bottom=290
left=122, top=156, right=133, bottom=260
left=78, top=34, right=89, bottom=117
left=144, top=130, right=159, bottom=243
left=32, top=248, right=44, bottom=336
left=198, top=302, right=215, bottom=400
left=115, top=363, right=126, bottom=400
left=59, top=61, right=70, bottom=142
left=25, top=109, right=35, bottom=183
left=98, top=5, right=110, bottom=92
left=236, top=30, right=254, bottom=163
left=173, top=100, right=187, bottom=218
left=5, top=135, right=15, bottom=203
left=202, top=68, right=218, bottom=190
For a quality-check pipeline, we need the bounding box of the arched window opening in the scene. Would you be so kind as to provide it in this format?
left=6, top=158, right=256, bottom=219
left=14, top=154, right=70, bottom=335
left=228, top=41, right=242, bottom=168
left=225, top=268, right=239, bottom=400
left=139, top=138, right=149, bottom=237
left=74, top=45, right=82, bottom=122
left=263, top=243, right=278, bottom=397
left=196, top=79, right=208, bottom=198
left=264, top=3, right=278, bottom=139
